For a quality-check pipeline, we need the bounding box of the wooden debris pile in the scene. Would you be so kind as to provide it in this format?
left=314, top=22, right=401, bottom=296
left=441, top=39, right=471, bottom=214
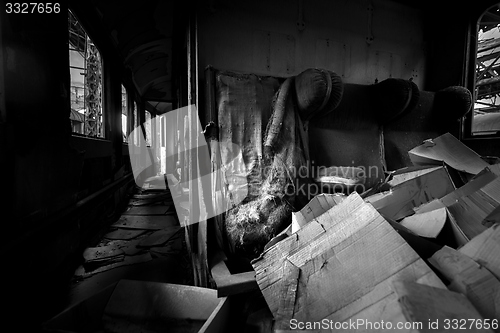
left=251, top=132, right=500, bottom=331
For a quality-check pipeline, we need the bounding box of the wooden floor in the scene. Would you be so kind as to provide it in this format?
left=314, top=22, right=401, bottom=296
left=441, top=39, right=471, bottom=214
left=67, top=178, right=193, bottom=307
left=50, top=175, right=275, bottom=332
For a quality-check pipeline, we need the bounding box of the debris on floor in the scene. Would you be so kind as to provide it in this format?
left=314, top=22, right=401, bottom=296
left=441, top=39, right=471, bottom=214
left=74, top=253, right=153, bottom=279
left=252, top=192, right=446, bottom=329
left=137, top=227, right=182, bottom=248
left=112, top=215, right=178, bottom=230
left=43, top=279, right=231, bottom=333
left=365, top=165, right=455, bottom=220
left=103, top=228, right=148, bottom=240
left=429, top=245, right=500, bottom=322
left=408, top=132, right=490, bottom=175
left=391, top=280, right=491, bottom=331
left=70, top=178, right=190, bottom=283
left=82, top=245, right=125, bottom=270
left=250, top=132, right=500, bottom=331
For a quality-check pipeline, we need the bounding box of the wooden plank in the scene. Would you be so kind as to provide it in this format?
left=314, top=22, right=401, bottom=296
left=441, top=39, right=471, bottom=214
left=429, top=246, right=500, bottom=324
left=96, top=239, right=145, bottom=256
left=119, top=240, right=145, bottom=256
left=123, top=205, right=174, bottom=215
left=83, top=245, right=124, bottom=262
left=460, top=224, right=500, bottom=280
left=74, top=253, right=153, bottom=279
left=112, top=215, right=178, bottom=230
left=149, top=237, right=183, bottom=256
left=104, top=229, right=148, bottom=240
left=83, top=255, right=125, bottom=270
left=392, top=280, right=493, bottom=332
left=138, top=227, right=182, bottom=248
left=132, top=192, right=171, bottom=200
left=130, top=199, right=174, bottom=207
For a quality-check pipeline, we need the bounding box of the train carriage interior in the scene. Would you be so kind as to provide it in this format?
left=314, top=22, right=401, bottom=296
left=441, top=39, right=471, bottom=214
left=3, top=0, right=500, bottom=331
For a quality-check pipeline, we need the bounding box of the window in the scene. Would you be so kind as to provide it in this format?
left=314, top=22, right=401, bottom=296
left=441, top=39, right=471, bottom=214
left=145, top=110, right=152, bottom=147
left=133, top=101, right=139, bottom=146
left=472, top=4, right=500, bottom=136
left=68, top=10, right=104, bottom=138
left=121, top=85, right=128, bottom=142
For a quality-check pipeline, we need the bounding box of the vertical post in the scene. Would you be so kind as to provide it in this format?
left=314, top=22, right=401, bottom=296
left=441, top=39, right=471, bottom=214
left=186, top=9, right=209, bottom=287
left=0, top=15, right=5, bottom=125
left=186, top=10, right=199, bottom=286
left=195, top=13, right=209, bottom=288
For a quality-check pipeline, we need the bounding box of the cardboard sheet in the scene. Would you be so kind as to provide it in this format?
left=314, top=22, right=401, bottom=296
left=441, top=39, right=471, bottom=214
left=415, top=169, right=500, bottom=243
left=291, top=193, right=345, bottom=233
left=111, top=216, right=178, bottom=230
left=460, top=224, right=500, bottom=281
left=366, top=166, right=455, bottom=220
left=83, top=245, right=124, bottom=262
left=104, top=229, right=148, bottom=240
left=392, top=281, right=491, bottom=331
left=400, top=207, right=447, bottom=238
left=137, top=227, right=182, bottom=248
left=408, top=132, right=489, bottom=175
left=388, top=166, right=442, bottom=187
left=252, top=192, right=445, bottom=327
left=429, top=245, right=500, bottom=322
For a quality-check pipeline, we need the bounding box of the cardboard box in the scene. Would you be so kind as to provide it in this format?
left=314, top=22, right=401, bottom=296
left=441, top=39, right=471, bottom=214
left=408, top=132, right=490, bottom=175
left=415, top=168, right=500, bottom=244
left=391, top=280, right=493, bottom=332
left=460, top=224, right=500, bottom=281
left=400, top=206, right=447, bottom=238
left=252, top=193, right=445, bottom=328
left=365, top=166, right=455, bottom=221
left=429, top=245, right=500, bottom=323
left=291, top=193, right=345, bottom=233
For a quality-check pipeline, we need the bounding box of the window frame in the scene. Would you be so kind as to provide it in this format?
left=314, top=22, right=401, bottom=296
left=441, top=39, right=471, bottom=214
left=68, top=8, right=107, bottom=139
left=464, top=1, right=500, bottom=140
left=121, top=84, right=130, bottom=143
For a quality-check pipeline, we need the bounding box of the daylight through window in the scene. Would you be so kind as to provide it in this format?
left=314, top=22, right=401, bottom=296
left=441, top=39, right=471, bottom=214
left=69, top=10, right=104, bottom=138
left=122, top=85, right=128, bottom=142
left=473, top=4, right=500, bottom=135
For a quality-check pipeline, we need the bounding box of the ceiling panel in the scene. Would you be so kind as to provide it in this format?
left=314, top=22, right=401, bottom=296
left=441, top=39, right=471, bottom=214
left=92, top=0, right=175, bottom=103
